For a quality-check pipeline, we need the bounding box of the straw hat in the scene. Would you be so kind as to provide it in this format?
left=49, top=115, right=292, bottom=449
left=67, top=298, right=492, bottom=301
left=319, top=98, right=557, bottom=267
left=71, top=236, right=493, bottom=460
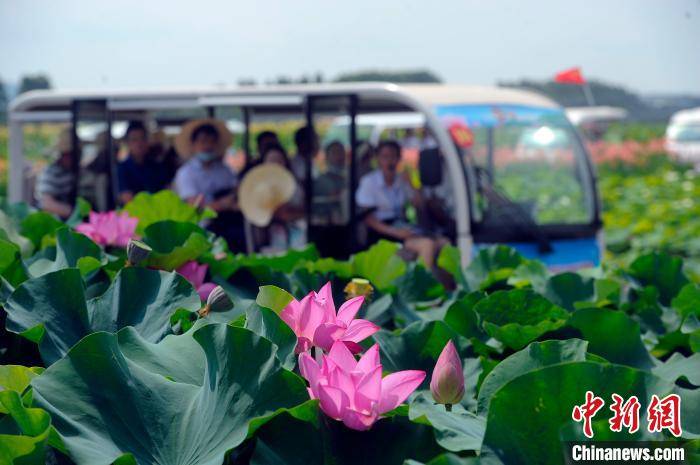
left=174, top=118, right=233, bottom=158
left=238, top=164, right=297, bottom=227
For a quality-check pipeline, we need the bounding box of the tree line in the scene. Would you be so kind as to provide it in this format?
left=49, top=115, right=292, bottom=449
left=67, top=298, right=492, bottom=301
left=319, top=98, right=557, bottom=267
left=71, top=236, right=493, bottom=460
left=0, top=74, right=53, bottom=123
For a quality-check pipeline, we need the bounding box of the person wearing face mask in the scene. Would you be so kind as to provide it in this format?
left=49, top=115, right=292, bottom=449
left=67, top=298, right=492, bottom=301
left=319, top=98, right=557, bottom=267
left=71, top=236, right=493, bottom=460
left=174, top=119, right=245, bottom=250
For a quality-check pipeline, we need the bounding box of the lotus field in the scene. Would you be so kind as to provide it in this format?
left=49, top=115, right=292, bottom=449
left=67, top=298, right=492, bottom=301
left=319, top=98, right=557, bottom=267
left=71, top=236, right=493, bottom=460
left=0, top=186, right=699, bottom=465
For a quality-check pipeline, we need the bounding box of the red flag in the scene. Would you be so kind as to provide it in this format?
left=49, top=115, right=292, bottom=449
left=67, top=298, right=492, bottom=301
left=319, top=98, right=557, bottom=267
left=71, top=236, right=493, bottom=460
left=554, top=67, right=586, bottom=85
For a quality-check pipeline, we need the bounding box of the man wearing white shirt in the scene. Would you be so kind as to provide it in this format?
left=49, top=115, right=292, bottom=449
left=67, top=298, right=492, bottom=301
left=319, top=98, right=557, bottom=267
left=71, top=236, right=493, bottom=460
left=355, top=140, right=447, bottom=268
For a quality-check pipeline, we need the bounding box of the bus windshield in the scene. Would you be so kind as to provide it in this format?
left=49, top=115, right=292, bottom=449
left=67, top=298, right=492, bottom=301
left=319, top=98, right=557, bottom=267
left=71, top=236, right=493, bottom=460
left=435, top=104, right=595, bottom=228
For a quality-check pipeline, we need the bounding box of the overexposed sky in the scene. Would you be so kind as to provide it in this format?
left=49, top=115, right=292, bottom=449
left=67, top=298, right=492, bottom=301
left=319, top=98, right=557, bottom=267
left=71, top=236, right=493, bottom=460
left=1, top=0, right=699, bottom=94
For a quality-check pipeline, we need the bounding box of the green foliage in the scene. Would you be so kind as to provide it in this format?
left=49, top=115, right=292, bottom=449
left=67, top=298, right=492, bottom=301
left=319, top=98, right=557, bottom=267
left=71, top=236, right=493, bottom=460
left=142, top=220, right=211, bottom=270
left=25, top=228, right=105, bottom=278
left=334, top=69, right=442, bottom=83
left=0, top=176, right=698, bottom=465
left=600, top=160, right=700, bottom=278
left=409, top=392, right=485, bottom=452
left=481, top=362, right=696, bottom=464
left=476, top=339, right=589, bottom=415
left=474, top=289, right=569, bottom=350
left=351, top=240, right=407, bottom=292
left=4, top=267, right=200, bottom=364
left=0, top=365, right=50, bottom=464
left=123, top=190, right=215, bottom=235
left=31, top=324, right=311, bottom=465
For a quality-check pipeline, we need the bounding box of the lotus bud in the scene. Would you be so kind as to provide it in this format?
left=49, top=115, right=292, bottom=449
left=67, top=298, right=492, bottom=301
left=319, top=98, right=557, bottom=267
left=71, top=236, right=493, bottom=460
left=430, top=340, right=465, bottom=410
left=198, top=285, right=233, bottom=317
left=126, top=239, right=152, bottom=267
left=344, top=278, right=373, bottom=302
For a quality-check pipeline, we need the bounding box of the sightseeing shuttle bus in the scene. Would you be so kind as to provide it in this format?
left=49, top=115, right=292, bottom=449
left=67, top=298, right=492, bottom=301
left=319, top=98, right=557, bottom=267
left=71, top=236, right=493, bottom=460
left=7, top=83, right=602, bottom=268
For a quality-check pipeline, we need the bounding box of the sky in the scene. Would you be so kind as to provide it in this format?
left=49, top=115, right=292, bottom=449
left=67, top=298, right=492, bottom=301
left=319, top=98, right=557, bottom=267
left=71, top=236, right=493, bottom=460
left=1, top=0, right=699, bottom=95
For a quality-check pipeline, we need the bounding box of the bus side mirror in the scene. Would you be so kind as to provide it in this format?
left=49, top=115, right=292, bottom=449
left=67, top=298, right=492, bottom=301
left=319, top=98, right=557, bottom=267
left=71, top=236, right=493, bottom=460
left=419, top=148, right=442, bottom=187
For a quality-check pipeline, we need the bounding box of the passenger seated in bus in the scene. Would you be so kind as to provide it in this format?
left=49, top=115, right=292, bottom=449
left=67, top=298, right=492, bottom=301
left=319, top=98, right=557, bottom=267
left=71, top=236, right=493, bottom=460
left=314, top=140, right=347, bottom=224
left=248, top=144, right=306, bottom=251
left=260, top=144, right=305, bottom=221
left=117, top=122, right=175, bottom=204
left=356, top=141, right=375, bottom=179
left=356, top=140, right=448, bottom=269
left=35, top=129, right=77, bottom=219
left=239, top=130, right=280, bottom=177
left=174, top=119, right=245, bottom=251
left=291, top=126, right=319, bottom=182
left=256, top=130, right=280, bottom=158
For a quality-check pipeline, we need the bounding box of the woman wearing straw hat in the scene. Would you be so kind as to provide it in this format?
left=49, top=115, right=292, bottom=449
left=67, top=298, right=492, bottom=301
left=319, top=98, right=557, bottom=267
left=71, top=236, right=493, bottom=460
left=238, top=144, right=304, bottom=253
left=35, top=128, right=78, bottom=219
left=174, top=119, right=245, bottom=250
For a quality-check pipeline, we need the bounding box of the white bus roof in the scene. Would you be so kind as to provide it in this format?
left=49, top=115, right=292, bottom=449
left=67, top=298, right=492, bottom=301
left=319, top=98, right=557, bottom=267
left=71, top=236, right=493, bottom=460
left=9, top=83, right=560, bottom=116
left=565, top=106, right=628, bottom=125
left=331, top=112, right=426, bottom=128
left=669, top=107, right=700, bottom=125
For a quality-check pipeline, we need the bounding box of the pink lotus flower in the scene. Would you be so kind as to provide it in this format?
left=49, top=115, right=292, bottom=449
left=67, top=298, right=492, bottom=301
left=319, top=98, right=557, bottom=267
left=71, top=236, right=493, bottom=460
left=176, top=261, right=217, bottom=301
left=75, top=211, right=138, bottom=248
left=299, top=340, right=426, bottom=431
left=430, top=340, right=465, bottom=407
left=280, top=282, right=379, bottom=354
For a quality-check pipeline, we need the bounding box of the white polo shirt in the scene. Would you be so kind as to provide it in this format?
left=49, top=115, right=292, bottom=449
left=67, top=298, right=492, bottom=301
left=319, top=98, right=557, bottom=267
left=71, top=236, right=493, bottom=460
left=175, top=158, right=237, bottom=203
left=355, top=169, right=414, bottom=221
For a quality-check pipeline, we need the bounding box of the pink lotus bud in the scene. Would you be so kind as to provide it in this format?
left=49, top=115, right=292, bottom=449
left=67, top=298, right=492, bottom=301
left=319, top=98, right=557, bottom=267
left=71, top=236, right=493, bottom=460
left=430, top=340, right=464, bottom=407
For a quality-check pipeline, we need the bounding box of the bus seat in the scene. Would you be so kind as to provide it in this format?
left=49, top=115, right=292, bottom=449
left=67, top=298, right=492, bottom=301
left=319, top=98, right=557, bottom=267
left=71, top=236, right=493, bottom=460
left=418, top=148, right=442, bottom=187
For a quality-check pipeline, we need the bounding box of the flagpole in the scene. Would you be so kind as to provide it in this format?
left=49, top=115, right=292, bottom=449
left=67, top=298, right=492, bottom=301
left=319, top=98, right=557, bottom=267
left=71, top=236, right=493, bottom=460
left=582, top=82, right=595, bottom=106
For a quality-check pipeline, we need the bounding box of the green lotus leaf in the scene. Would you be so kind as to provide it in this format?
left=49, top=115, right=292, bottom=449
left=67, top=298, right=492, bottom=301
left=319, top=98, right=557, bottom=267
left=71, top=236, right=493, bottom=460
left=0, top=209, right=33, bottom=258
left=464, top=246, right=525, bottom=291
left=26, top=228, right=105, bottom=278
left=123, top=190, right=216, bottom=235
left=405, top=453, right=483, bottom=465
left=19, top=212, right=63, bottom=251
left=652, top=352, right=700, bottom=386
left=142, top=220, right=212, bottom=270
left=4, top=267, right=200, bottom=364
left=396, top=263, right=445, bottom=303
left=443, top=291, right=486, bottom=340
left=373, top=320, right=471, bottom=375
left=31, top=324, right=310, bottom=465
left=506, top=259, right=549, bottom=291
left=436, top=245, right=466, bottom=288
left=409, top=391, right=486, bottom=452
left=543, top=272, right=594, bottom=311
left=221, top=245, right=321, bottom=279
left=255, top=285, right=294, bottom=314
left=251, top=403, right=442, bottom=465
left=628, top=252, right=689, bottom=305
left=476, top=339, right=589, bottom=415
left=0, top=239, right=29, bottom=291
left=0, top=390, right=51, bottom=465
left=351, top=240, right=406, bottom=292
left=672, top=283, right=700, bottom=320
left=0, top=365, right=43, bottom=412
left=481, top=361, right=700, bottom=465
left=473, top=289, right=569, bottom=350
left=567, top=307, right=655, bottom=369
left=244, top=303, right=298, bottom=369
